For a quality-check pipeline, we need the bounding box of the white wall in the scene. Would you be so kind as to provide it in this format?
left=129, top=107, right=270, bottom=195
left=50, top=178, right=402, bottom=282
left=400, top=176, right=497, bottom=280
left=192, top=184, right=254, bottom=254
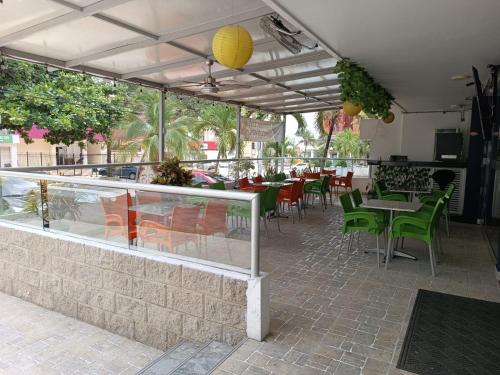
left=360, top=106, right=403, bottom=160
left=361, top=108, right=471, bottom=161
left=400, top=112, right=470, bottom=161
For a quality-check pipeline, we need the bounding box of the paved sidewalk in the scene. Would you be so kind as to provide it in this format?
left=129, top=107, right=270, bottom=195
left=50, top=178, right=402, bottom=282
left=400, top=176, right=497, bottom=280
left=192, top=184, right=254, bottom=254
left=0, top=293, right=161, bottom=375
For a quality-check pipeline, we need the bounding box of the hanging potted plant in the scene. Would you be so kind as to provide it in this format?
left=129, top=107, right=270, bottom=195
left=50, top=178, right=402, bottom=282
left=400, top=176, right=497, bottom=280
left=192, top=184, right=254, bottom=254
left=334, top=59, right=394, bottom=120
left=151, top=156, right=193, bottom=186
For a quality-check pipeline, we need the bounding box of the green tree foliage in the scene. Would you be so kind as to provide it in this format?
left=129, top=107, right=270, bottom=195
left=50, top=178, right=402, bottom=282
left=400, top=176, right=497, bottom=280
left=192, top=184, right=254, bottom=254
left=194, top=103, right=236, bottom=168
left=0, top=59, right=126, bottom=145
left=119, top=90, right=197, bottom=161
left=332, top=129, right=369, bottom=159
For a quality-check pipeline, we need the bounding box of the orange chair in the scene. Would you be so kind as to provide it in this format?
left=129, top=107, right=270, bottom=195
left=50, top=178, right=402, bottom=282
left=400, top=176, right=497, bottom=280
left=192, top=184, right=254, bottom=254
left=253, top=175, right=264, bottom=183
left=334, top=171, right=354, bottom=195
left=100, top=193, right=137, bottom=243
left=321, top=169, right=336, bottom=175
left=197, top=200, right=228, bottom=237
left=239, top=177, right=252, bottom=189
left=278, top=181, right=302, bottom=222
left=135, top=190, right=163, bottom=223
left=304, top=172, right=320, bottom=179
left=138, top=205, right=200, bottom=252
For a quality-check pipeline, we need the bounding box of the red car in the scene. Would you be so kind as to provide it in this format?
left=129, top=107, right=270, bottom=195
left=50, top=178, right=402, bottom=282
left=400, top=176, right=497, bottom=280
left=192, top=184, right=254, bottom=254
left=191, top=170, right=217, bottom=185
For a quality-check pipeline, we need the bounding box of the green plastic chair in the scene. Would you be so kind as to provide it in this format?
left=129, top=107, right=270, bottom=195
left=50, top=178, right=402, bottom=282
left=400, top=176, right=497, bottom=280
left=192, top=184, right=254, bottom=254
left=339, top=193, right=386, bottom=266
left=352, top=189, right=388, bottom=224
left=385, top=198, right=445, bottom=276
left=374, top=180, right=408, bottom=202
left=418, top=183, right=455, bottom=236
left=258, top=186, right=280, bottom=236
left=227, top=200, right=251, bottom=230
left=208, top=181, right=225, bottom=190
left=304, top=175, right=331, bottom=211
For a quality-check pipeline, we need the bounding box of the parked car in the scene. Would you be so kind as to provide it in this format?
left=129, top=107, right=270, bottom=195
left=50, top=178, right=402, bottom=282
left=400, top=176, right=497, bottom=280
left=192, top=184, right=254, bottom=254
left=96, top=165, right=137, bottom=180
left=191, top=170, right=217, bottom=185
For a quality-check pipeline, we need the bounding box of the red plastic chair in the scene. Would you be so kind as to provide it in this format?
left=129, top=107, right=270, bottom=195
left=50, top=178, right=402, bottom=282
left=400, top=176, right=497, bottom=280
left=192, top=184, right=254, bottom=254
left=278, top=181, right=302, bottom=222
left=335, top=171, right=354, bottom=194
left=290, top=170, right=297, bottom=178
left=138, top=205, right=200, bottom=252
left=197, top=200, right=228, bottom=237
left=239, top=177, right=252, bottom=189
left=253, top=175, right=264, bottom=183
left=100, top=193, right=137, bottom=242
left=136, top=191, right=162, bottom=223
left=304, top=172, right=320, bottom=179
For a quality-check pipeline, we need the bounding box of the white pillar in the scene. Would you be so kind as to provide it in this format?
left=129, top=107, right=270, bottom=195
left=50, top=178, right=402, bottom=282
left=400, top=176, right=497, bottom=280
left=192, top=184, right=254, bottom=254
left=159, top=90, right=166, bottom=161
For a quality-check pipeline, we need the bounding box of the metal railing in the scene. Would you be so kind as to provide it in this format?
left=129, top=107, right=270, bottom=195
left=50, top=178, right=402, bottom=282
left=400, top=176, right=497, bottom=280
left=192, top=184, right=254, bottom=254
left=3, top=157, right=371, bottom=179
left=0, top=170, right=261, bottom=277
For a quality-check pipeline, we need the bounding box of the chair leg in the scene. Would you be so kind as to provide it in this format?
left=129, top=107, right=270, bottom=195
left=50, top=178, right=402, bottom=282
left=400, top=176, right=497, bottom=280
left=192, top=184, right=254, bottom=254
left=357, top=232, right=361, bottom=251
left=385, top=237, right=393, bottom=271
left=347, top=233, right=354, bottom=253
left=428, top=244, right=436, bottom=277
left=338, top=233, right=345, bottom=260
left=262, top=217, right=269, bottom=238
left=434, top=235, right=441, bottom=264
left=276, top=208, right=281, bottom=232
left=445, top=213, right=450, bottom=237
left=376, top=234, right=380, bottom=268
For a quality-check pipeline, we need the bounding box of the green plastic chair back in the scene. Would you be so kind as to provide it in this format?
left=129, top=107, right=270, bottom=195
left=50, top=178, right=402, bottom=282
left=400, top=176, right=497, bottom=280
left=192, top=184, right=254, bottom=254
left=320, top=175, right=331, bottom=193
left=351, top=189, right=363, bottom=207
left=264, top=186, right=279, bottom=213
left=209, top=181, right=225, bottom=190
left=339, top=193, right=354, bottom=213
left=374, top=181, right=384, bottom=199
left=191, top=182, right=203, bottom=188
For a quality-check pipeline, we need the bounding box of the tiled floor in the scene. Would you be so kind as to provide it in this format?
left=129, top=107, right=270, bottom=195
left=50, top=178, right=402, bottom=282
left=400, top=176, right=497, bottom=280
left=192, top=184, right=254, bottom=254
left=214, top=203, right=500, bottom=375
left=1, top=202, right=499, bottom=375
left=0, top=293, right=161, bottom=375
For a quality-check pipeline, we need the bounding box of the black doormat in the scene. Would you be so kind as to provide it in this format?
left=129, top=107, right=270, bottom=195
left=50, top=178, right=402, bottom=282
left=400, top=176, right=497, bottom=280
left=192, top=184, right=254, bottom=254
left=397, top=289, right=500, bottom=375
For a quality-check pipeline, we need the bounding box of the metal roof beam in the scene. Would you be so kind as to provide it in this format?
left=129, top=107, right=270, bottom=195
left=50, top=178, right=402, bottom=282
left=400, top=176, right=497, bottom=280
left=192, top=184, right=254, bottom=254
left=65, top=6, right=273, bottom=67
left=228, top=78, right=339, bottom=100
left=120, top=37, right=276, bottom=79
left=268, top=97, right=342, bottom=109
left=216, top=67, right=336, bottom=92
left=239, top=88, right=342, bottom=105
left=246, top=91, right=341, bottom=106
left=0, top=0, right=134, bottom=47
left=276, top=104, right=342, bottom=114
left=166, top=50, right=332, bottom=86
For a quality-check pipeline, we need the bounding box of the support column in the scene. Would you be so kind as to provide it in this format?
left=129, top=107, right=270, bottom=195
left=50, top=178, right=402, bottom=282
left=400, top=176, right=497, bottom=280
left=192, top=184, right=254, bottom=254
left=159, top=90, right=166, bottom=162
left=281, top=115, right=287, bottom=171
left=235, top=105, right=241, bottom=180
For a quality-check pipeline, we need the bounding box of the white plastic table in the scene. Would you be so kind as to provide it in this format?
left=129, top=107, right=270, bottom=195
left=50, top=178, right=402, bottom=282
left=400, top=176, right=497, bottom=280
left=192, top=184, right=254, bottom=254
left=360, top=199, right=423, bottom=260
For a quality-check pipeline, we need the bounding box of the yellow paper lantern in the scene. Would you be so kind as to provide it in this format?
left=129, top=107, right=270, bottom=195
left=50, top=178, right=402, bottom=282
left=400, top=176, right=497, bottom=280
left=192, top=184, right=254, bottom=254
left=383, top=112, right=395, bottom=124
left=212, top=25, right=253, bottom=69
left=343, top=101, right=362, bottom=116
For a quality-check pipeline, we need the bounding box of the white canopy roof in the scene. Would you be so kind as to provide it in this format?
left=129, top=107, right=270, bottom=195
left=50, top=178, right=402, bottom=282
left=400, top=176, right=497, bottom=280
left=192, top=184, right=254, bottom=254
left=0, top=0, right=341, bottom=113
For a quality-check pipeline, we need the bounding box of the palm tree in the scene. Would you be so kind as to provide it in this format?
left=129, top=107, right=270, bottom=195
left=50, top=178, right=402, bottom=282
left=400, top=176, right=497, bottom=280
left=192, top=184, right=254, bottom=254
left=194, top=103, right=237, bottom=170
left=296, top=129, right=316, bottom=158
left=315, top=110, right=339, bottom=159
left=333, top=129, right=366, bottom=158
left=119, top=92, right=196, bottom=162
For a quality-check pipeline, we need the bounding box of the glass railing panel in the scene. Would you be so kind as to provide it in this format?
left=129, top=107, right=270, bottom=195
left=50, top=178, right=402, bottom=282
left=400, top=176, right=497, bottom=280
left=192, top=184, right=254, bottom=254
left=130, top=189, right=252, bottom=270
left=0, top=175, right=44, bottom=228
left=44, top=181, right=130, bottom=247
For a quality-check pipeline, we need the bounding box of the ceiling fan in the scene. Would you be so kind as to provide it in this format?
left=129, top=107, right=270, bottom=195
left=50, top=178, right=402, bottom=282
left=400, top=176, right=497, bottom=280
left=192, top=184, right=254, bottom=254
left=176, top=59, right=250, bottom=94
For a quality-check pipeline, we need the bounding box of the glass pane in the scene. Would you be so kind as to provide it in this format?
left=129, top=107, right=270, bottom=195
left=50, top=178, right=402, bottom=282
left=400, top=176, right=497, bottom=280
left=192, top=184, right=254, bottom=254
left=131, top=190, right=251, bottom=270
left=44, top=181, right=130, bottom=247
left=0, top=176, right=43, bottom=228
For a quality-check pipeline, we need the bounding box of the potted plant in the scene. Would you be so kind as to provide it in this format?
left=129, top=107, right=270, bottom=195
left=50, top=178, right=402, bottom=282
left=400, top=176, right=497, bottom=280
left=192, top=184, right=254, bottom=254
left=151, top=157, right=193, bottom=186
left=334, top=59, right=394, bottom=120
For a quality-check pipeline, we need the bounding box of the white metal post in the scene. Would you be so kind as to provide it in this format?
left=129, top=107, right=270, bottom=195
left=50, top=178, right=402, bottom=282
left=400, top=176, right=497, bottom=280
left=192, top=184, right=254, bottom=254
left=281, top=115, right=286, bottom=171
left=159, top=90, right=166, bottom=161
left=250, top=195, right=260, bottom=277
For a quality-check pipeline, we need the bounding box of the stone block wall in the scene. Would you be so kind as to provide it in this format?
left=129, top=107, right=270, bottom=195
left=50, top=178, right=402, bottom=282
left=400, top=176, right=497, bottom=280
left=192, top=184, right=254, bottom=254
left=0, top=225, right=248, bottom=351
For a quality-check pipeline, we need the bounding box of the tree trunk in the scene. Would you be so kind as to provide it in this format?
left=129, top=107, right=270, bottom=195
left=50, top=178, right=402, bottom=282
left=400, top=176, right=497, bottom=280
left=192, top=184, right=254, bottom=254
left=215, top=150, right=221, bottom=172
left=321, top=118, right=335, bottom=169
left=106, top=141, right=112, bottom=177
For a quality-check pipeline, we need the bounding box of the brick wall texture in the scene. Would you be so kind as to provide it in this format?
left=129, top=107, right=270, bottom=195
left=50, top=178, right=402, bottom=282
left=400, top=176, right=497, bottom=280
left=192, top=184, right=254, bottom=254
left=0, top=226, right=248, bottom=350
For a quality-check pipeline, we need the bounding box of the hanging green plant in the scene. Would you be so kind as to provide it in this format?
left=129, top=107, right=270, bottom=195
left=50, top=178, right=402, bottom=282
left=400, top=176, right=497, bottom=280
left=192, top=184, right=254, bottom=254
left=333, top=59, right=394, bottom=118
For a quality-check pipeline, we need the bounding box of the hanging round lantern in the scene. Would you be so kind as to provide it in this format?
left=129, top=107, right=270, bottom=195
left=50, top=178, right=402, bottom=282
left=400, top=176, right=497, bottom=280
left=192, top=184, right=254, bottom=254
left=383, top=111, right=395, bottom=124
left=212, top=25, right=253, bottom=69
left=343, top=101, right=362, bottom=116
